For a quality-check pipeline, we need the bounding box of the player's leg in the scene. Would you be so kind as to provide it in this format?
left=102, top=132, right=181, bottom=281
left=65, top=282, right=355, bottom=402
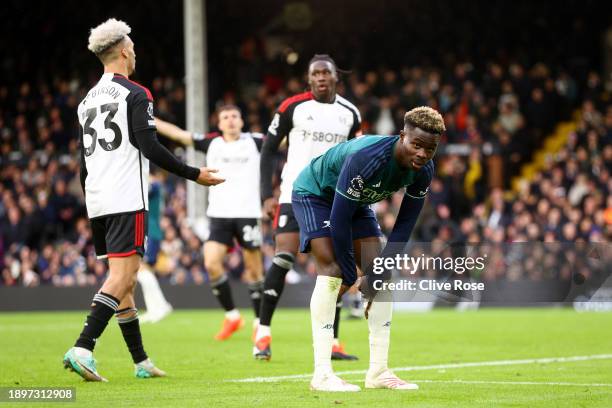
left=244, top=254, right=264, bottom=319
left=116, top=285, right=166, bottom=378
left=237, top=220, right=264, bottom=320
left=64, top=255, right=140, bottom=381
left=63, top=216, right=129, bottom=382
left=352, top=210, right=418, bottom=390
left=331, top=285, right=358, bottom=360
left=308, top=237, right=359, bottom=391
left=292, top=193, right=359, bottom=391
left=255, top=204, right=299, bottom=359
left=237, top=218, right=265, bottom=336
left=242, top=247, right=263, bottom=339
left=258, top=204, right=299, bottom=327
left=204, top=221, right=243, bottom=340
left=138, top=238, right=172, bottom=323
left=254, top=232, right=297, bottom=359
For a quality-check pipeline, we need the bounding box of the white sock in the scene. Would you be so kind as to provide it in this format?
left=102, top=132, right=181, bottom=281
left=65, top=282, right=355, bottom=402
left=136, top=357, right=152, bottom=367
left=310, top=275, right=342, bottom=377
left=225, top=309, right=240, bottom=320
left=74, top=347, right=92, bottom=358
left=368, top=300, right=393, bottom=375
left=137, top=267, right=170, bottom=313
left=256, top=324, right=270, bottom=341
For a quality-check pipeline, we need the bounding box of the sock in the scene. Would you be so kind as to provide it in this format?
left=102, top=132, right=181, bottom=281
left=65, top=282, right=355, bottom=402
left=225, top=308, right=241, bottom=320
left=256, top=324, right=271, bottom=342
left=310, top=275, right=342, bottom=377
left=75, top=292, right=120, bottom=351
left=138, top=267, right=170, bottom=314
left=116, top=308, right=148, bottom=364
left=74, top=347, right=92, bottom=358
left=210, top=275, right=235, bottom=312
left=368, top=300, right=393, bottom=374
left=333, top=300, right=342, bottom=341
left=248, top=280, right=264, bottom=318
left=259, top=252, right=294, bottom=326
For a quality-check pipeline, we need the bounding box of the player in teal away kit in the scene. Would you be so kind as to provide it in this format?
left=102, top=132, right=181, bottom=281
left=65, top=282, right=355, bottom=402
left=292, top=107, right=444, bottom=391
left=138, top=170, right=173, bottom=323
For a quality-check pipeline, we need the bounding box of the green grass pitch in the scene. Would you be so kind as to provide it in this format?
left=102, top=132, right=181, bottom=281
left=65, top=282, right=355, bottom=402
left=1, top=308, right=611, bottom=407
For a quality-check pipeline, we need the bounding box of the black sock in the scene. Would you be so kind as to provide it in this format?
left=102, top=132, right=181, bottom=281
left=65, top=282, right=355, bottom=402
left=117, top=308, right=148, bottom=364
left=333, top=300, right=342, bottom=340
left=259, top=252, right=294, bottom=326
left=248, top=280, right=264, bottom=319
left=75, top=292, right=119, bottom=351
left=211, top=275, right=235, bottom=312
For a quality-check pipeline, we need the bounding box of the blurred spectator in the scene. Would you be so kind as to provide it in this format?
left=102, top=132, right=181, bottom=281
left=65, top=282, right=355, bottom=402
left=0, top=40, right=610, bottom=287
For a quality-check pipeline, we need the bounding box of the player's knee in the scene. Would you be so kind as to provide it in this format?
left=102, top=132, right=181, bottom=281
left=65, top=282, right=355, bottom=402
left=247, top=268, right=263, bottom=282
left=105, top=270, right=133, bottom=297
left=274, top=236, right=299, bottom=255
left=243, top=252, right=264, bottom=276
left=318, top=260, right=342, bottom=279
left=204, top=258, right=223, bottom=277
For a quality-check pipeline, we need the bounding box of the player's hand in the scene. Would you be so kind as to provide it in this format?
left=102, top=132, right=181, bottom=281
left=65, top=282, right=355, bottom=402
left=196, top=167, right=225, bottom=186
left=359, top=275, right=376, bottom=300
left=263, top=197, right=278, bottom=219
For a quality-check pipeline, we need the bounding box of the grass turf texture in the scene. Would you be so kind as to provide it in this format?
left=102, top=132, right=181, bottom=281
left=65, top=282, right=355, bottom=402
left=0, top=309, right=611, bottom=407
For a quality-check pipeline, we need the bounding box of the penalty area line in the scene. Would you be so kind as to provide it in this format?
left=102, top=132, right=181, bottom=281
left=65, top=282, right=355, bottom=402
left=228, top=353, right=612, bottom=383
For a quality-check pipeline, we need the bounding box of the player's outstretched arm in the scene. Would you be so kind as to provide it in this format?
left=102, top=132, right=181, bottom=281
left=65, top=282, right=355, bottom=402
left=195, top=167, right=225, bottom=186
left=135, top=127, right=224, bottom=186
left=154, top=117, right=194, bottom=146
left=130, top=92, right=223, bottom=186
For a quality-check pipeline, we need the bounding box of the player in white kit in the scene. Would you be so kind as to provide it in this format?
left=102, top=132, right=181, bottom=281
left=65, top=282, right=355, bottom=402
left=63, top=18, right=224, bottom=382
left=255, top=55, right=362, bottom=360
left=155, top=105, right=264, bottom=341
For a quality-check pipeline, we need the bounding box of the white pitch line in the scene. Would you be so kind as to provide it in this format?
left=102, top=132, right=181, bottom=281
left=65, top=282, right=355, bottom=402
left=402, top=380, right=612, bottom=387
left=229, top=354, right=612, bottom=383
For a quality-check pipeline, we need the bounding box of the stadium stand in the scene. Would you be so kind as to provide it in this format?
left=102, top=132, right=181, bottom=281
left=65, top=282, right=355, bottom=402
left=0, top=1, right=610, bottom=287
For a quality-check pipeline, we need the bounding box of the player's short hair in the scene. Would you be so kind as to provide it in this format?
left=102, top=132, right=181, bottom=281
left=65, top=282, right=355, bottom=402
left=87, top=18, right=131, bottom=62
left=308, top=54, right=350, bottom=75
left=217, top=104, right=241, bottom=115
left=309, top=54, right=337, bottom=69
left=404, top=106, right=446, bottom=135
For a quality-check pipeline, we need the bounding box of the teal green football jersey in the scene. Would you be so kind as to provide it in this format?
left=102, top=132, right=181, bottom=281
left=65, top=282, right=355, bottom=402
left=293, top=135, right=433, bottom=205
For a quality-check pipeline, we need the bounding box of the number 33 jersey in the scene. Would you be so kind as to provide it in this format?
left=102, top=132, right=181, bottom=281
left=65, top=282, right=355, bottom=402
left=78, top=73, right=155, bottom=219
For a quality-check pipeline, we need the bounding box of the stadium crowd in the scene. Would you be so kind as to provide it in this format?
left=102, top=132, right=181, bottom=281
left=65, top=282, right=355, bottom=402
left=0, top=58, right=610, bottom=287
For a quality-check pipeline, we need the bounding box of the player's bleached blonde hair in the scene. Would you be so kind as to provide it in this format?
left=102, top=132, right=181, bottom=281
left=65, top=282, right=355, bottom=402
left=404, top=106, right=446, bottom=135
left=87, top=18, right=131, bottom=59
